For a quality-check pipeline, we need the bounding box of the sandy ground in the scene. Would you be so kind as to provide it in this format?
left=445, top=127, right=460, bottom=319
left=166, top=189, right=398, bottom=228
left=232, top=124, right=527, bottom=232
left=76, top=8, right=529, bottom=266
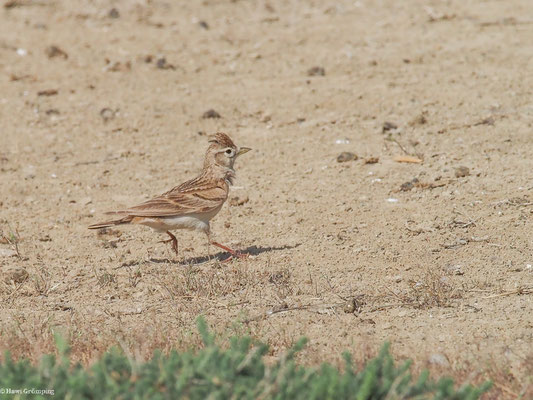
left=1, top=0, right=532, bottom=397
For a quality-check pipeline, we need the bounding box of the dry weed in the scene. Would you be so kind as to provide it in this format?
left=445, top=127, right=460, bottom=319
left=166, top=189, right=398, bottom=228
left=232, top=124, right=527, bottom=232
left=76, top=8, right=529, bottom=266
left=389, top=267, right=463, bottom=309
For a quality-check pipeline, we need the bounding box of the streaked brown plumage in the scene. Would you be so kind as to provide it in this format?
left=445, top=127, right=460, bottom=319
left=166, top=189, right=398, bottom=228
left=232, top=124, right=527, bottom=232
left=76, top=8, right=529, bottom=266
left=89, top=132, right=251, bottom=260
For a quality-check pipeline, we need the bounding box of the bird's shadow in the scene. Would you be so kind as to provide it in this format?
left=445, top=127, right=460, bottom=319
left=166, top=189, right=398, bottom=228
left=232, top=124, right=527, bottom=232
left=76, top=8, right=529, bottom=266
left=147, top=243, right=301, bottom=266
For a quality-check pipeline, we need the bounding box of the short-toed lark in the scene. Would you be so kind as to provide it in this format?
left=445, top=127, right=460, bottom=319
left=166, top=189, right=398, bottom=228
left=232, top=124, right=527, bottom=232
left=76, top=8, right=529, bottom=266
left=89, top=132, right=251, bottom=261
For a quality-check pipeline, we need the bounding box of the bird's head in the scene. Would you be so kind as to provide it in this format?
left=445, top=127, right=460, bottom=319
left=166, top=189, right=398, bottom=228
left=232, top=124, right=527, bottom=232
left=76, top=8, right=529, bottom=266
left=204, top=132, right=251, bottom=174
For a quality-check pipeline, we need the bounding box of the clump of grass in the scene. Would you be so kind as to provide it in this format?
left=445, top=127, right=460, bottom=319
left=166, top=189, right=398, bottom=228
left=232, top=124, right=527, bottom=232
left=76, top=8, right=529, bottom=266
left=170, top=263, right=259, bottom=299
left=390, top=267, right=463, bottom=309
left=0, top=221, right=21, bottom=257
left=268, top=267, right=293, bottom=298
left=91, top=267, right=117, bottom=288
left=31, top=267, right=52, bottom=296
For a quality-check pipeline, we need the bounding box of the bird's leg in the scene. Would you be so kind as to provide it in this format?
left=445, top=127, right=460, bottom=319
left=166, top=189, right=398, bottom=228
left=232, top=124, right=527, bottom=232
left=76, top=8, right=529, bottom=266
left=159, top=231, right=178, bottom=256
left=210, top=240, right=248, bottom=263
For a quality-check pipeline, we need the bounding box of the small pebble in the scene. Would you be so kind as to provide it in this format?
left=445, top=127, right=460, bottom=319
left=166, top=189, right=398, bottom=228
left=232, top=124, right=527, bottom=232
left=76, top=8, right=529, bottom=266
left=307, top=66, right=325, bottom=76
left=343, top=297, right=363, bottom=314
left=0, top=248, right=17, bottom=258
left=106, top=61, right=131, bottom=72
left=100, top=108, right=116, bottom=123
left=428, top=353, right=449, bottom=367
left=445, top=264, right=464, bottom=275
left=409, top=112, right=428, bottom=126
left=108, top=8, right=120, bottom=18
left=400, top=178, right=419, bottom=191
left=156, top=57, right=176, bottom=70
left=37, top=89, right=58, bottom=96
left=202, top=109, right=221, bottom=119
left=3, top=266, right=28, bottom=283
left=229, top=195, right=249, bottom=206
left=45, top=45, right=68, bottom=59
left=364, top=157, right=379, bottom=164
left=336, top=152, right=357, bottom=163
left=382, top=121, right=398, bottom=133
left=335, top=138, right=350, bottom=144
left=455, top=166, right=470, bottom=178
left=343, top=300, right=356, bottom=313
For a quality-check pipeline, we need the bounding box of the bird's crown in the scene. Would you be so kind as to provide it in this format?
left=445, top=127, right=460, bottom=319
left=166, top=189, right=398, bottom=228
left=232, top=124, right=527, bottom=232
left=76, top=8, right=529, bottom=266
left=208, top=132, right=237, bottom=148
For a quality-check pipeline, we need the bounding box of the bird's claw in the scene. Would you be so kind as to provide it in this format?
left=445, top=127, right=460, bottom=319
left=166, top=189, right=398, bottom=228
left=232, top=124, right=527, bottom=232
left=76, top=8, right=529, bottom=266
left=221, top=252, right=248, bottom=263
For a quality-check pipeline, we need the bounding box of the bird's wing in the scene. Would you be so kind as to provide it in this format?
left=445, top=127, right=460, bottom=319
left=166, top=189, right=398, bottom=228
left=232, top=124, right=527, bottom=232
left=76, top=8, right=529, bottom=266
left=106, top=181, right=228, bottom=218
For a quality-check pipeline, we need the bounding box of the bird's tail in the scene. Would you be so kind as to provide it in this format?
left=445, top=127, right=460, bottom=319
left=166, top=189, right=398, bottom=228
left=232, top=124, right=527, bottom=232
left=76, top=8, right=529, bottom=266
left=88, top=215, right=133, bottom=230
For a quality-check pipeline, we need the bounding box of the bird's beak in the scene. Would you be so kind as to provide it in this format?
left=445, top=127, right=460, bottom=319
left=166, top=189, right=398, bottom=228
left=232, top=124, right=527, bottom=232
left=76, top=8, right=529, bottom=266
left=237, top=147, right=252, bottom=156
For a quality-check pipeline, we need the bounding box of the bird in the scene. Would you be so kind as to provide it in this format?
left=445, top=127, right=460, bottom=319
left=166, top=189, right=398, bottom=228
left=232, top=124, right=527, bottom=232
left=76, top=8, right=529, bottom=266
left=88, top=132, right=251, bottom=261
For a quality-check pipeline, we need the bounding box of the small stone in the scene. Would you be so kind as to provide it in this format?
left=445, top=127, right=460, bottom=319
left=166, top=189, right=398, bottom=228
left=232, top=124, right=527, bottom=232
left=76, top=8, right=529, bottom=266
left=307, top=66, right=325, bottom=76
left=445, top=264, right=464, bottom=275
left=335, top=138, right=350, bottom=144
left=428, top=353, right=449, bottom=367
left=106, top=61, right=131, bottom=72
left=3, top=266, right=28, bottom=284
left=455, top=166, right=470, bottom=178
left=108, top=8, right=120, bottom=18
left=156, top=57, right=176, bottom=70
left=336, top=152, right=357, bottom=163
left=343, top=300, right=356, bottom=313
left=103, top=240, right=118, bottom=249
left=364, top=157, right=379, bottom=164
left=229, top=195, right=249, bottom=206
left=37, top=89, right=58, bottom=96
left=45, top=45, right=68, bottom=59
left=100, top=108, right=116, bottom=123
left=343, top=297, right=363, bottom=314
left=402, top=181, right=415, bottom=192
left=202, top=109, right=221, bottom=119
left=400, top=178, right=419, bottom=191
left=4, top=1, right=22, bottom=9
left=382, top=121, right=398, bottom=133
left=0, top=248, right=17, bottom=257
left=198, top=20, right=209, bottom=29
left=409, top=112, right=428, bottom=126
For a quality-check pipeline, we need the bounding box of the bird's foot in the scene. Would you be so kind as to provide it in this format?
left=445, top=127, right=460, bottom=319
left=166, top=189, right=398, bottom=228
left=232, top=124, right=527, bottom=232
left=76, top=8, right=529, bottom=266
left=211, top=241, right=248, bottom=263
left=160, top=231, right=178, bottom=256
left=221, top=251, right=249, bottom=263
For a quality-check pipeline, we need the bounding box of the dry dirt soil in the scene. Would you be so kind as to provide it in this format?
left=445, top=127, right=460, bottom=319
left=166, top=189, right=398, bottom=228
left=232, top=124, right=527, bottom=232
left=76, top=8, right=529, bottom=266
left=1, top=0, right=532, bottom=398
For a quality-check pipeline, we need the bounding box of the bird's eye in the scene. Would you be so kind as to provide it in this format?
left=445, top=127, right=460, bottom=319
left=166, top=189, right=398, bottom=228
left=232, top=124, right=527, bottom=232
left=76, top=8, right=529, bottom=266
left=225, top=149, right=233, bottom=155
